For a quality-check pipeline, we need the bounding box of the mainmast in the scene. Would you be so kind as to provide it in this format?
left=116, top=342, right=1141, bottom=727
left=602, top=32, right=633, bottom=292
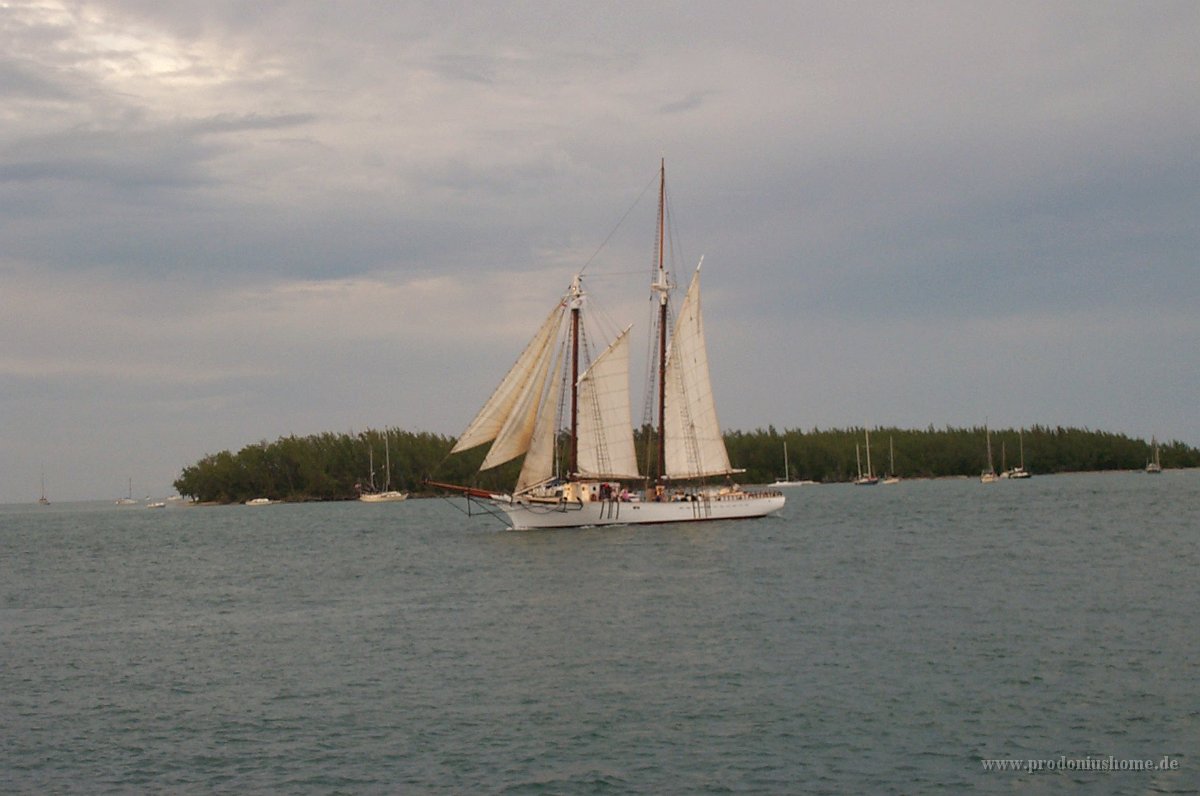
left=651, top=159, right=670, bottom=482
left=568, top=274, right=584, bottom=478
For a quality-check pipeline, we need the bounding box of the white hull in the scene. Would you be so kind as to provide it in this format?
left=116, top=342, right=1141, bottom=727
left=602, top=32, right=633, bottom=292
left=491, top=492, right=785, bottom=530
left=359, top=490, right=409, bottom=502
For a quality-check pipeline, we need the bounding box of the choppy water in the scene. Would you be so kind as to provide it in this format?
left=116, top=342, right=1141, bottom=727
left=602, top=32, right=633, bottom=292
left=3, top=472, right=1198, bottom=794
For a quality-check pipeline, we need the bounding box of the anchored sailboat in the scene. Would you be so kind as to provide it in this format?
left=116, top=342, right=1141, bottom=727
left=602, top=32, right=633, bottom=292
left=980, top=423, right=998, bottom=483
left=882, top=435, right=900, bottom=484
left=1145, top=436, right=1162, bottom=474
left=116, top=478, right=138, bottom=505
left=774, top=441, right=814, bottom=487
left=1005, top=429, right=1032, bottom=479
left=854, top=429, right=879, bottom=485
left=359, top=432, right=409, bottom=502
left=428, top=162, right=785, bottom=529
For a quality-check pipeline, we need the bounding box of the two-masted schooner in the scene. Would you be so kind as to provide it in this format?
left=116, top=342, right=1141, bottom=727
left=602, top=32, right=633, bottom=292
left=427, top=162, right=785, bottom=530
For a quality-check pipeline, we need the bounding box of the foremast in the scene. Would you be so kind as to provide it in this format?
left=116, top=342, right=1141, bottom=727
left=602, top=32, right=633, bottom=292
left=568, top=274, right=583, bottom=479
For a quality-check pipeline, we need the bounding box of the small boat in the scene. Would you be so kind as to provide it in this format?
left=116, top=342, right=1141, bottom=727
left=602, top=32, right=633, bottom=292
left=245, top=497, right=274, bottom=506
left=359, top=433, right=409, bottom=502
left=1005, top=430, right=1032, bottom=479
left=116, top=478, right=138, bottom=505
left=773, top=442, right=814, bottom=486
left=38, top=470, right=49, bottom=505
left=979, top=422, right=999, bottom=483
left=1145, top=436, right=1162, bottom=474
left=146, top=500, right=166, bottom=509
left=359, top=490, right=408, bottom=503
left=882, top=436, right=900, bottom=484
left=427, top=161, right=784, bottom=529
left=853, top=430, right=879, bottom=485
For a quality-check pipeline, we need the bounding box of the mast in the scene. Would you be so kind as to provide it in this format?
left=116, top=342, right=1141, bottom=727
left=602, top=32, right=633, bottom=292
left=569, top=274, right=583, bottom=478
left=652, top=159, right=669, bottom=482
left=384, top=432, right=391, bottom=490
left=865, top=429, right=873, bottom=479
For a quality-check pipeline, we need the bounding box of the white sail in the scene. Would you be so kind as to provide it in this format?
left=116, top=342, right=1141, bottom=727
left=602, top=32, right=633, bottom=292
left=576, top=326, right=641, bottom=479
left=480, top=318, right=561, bottom=470
left=515, top=343, right=565, bottom=492
left=663, top=267, right=735, bottom=479
left=452, top=302, right=566, bottom=456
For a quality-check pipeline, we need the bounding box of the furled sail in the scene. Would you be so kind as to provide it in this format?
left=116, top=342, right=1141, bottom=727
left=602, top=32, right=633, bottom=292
left=575, top=326, right=641, bottom=480
left=452, top=301, right=566, bottom=459
left=662, top=267, right=735, bottom=478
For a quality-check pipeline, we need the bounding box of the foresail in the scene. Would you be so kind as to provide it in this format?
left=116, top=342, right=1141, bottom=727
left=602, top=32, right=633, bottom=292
left=515, top=343, right=565, bottom=492
left=451, top=302, right=566, bottom=456
left=481, top=315, right=561, bottom=470
left=575, top=326, right=641, bottom=479
left=663, top=268, right=734, bottom=479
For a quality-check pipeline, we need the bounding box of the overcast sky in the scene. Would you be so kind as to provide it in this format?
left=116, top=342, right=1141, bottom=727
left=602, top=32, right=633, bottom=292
left=3, top=1, right=1198, bottom=502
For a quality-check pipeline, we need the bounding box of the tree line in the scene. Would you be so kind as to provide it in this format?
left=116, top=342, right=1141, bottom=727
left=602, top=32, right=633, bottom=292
left=173, top=425, right=1199, bottom=504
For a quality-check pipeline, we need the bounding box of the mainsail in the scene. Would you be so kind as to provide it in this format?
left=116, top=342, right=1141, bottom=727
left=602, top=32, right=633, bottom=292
left=575, top=326, right=641, bottom=480
left=662, top=267, right=736, bottom=479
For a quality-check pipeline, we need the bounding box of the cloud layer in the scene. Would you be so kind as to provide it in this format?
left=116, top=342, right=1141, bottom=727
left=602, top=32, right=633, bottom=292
left=3, top=0, right=1198, bottom=500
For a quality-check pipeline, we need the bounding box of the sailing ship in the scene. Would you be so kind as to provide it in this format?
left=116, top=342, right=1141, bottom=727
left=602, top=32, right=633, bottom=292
left=1145, top=436, right=1162, bottom=474
left=427, top=162, right=785, bottom=530
left=853, top=429, right=879, bottom=485
left=980, top=423, right=998, bottom=483
left=359, top=432, right=409, bottom=502
left=38, top=470, right=49, bottom=505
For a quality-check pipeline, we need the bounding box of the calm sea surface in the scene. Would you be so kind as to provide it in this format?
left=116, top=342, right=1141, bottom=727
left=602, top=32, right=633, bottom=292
left=3, top=472, right=1198, bottom=794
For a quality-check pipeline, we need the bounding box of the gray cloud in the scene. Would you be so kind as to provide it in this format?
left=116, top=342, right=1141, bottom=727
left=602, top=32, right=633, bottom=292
left=2, top=0, right=1198, bottom=501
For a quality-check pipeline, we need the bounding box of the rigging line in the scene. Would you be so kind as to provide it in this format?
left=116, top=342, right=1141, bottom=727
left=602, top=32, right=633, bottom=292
left=579, top=170, right=660, bottom=276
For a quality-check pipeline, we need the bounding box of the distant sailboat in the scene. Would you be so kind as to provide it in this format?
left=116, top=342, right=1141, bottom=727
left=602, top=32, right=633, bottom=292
left=1005, top=430, right=1032, bottom=479
left=38, top=470, right=49, bottom=505
left=882, top=435, right=900, bottom=485
left=359, top=432, right=409, bottom=502
left=980, top=423, right=998, bottom=483
left=854, top=429, right=880, bottom=485
left=116, top=478, right=138, bottom=505
left=1145, top=436, right=1163, bottom=474
left=774, top=441, right=814, bottom=486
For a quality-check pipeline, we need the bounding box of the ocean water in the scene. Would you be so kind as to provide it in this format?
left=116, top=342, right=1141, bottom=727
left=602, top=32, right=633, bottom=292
left=2, top=472, right=1197, bottom=794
